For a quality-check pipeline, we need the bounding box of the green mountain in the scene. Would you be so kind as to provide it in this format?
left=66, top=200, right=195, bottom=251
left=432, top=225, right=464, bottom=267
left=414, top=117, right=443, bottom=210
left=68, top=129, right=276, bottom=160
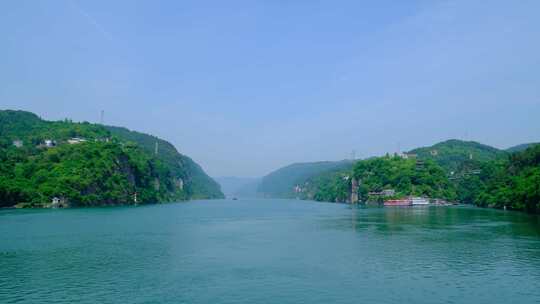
left=257, top=160, right=354, bottom=198
left=260, top=139, right=506, bottom=202
left=466, top=144, right=540, bottom=213
left=408, top=139, right=507, bottom=173
left=297, top=156, right=456, bottom=203
left=105, top=126, right=223, bottom=200
left=297, top=166, right=352, bottom=202
left=506, top=143, right=540, bottom=153
left=0, top=110, right=223, bottom=208
left=283, top=140, right=539, bottom=214
left=353, top=156, right=456, bottom=201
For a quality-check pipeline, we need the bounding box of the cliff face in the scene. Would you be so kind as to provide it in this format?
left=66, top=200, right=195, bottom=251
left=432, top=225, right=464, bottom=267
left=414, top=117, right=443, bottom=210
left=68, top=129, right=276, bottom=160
left=105, top=126, right=224, bottom=200
left=0, top=110, right=223, bottom=208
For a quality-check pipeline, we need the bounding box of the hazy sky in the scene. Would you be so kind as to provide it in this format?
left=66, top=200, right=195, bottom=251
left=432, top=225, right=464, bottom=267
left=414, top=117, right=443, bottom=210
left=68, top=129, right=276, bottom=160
left=1, top=0, right=539, bottom=177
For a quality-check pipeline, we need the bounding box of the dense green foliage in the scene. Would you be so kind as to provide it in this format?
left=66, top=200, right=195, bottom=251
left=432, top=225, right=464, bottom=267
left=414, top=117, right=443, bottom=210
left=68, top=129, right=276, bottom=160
left=0, top=142, right=176, bottom=207
left=282, top=140, right=509, bottom=201
left=105, top=126, right=224, bottom=200
left=463, top=145, right=540, bottom=213
left=301, top=169, right=351, bottom=202
left=0, top=110, right=109, bottom=146
left=257, top=160, right=353, bottom=198
left=408, top=139, right=507, bottom=173
left=0, top=110, right=223, bottom=207
left=294, top=142, right=540, bottom=214
left=355, top=157, right=456, bottom=201
left=299, top=156, right=456, bottom=203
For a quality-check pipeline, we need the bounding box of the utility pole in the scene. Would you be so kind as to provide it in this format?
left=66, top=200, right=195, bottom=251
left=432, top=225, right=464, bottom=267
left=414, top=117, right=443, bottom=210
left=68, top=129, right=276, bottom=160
left=100, top=110, right=104, bottom=125
left=155, top=141, right=159, bottom=155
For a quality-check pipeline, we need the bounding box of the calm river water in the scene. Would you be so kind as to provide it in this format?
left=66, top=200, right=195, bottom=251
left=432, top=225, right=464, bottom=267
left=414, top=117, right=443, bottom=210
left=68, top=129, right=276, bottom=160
left=1, top=199, right=540, bottom=304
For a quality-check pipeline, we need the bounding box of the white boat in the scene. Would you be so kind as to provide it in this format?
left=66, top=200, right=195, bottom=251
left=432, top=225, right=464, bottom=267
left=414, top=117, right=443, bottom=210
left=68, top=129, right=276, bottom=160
left=411, top=197, right=430, bottom=205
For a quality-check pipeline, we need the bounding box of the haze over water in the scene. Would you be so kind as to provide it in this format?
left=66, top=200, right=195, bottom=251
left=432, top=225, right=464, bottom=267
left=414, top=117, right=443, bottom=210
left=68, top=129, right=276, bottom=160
left=1, top=200, right=540, bottom=304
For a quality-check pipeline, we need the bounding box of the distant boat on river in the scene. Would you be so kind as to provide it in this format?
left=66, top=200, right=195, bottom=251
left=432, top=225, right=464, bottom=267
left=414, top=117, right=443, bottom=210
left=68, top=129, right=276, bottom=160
left=411, top=197, right=430, bottom=205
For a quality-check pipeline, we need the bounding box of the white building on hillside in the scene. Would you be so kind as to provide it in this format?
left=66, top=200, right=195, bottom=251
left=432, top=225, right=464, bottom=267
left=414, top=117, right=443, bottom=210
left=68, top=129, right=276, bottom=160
left=381, top=189, right=396, bottom=197
left=44, top=139, right=56, bottom=147
left=13, top=140, right=23, bottom=148
left=68, top=137, right=87, bottom=144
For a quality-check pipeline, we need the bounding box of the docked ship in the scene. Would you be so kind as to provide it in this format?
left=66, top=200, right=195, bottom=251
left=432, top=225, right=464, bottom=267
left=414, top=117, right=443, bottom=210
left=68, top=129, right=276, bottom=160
left=384, top=199, right=412, bottom=206
left=411, top=197, right=430, bottom=205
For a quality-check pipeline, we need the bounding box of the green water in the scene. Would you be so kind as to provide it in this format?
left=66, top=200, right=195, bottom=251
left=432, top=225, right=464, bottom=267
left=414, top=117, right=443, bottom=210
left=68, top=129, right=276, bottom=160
left=1, top=200, right=540, bottom=304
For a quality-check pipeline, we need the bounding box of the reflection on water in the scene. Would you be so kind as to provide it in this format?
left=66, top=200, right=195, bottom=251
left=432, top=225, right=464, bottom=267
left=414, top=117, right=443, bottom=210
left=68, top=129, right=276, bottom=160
left=343, top=204, right=540, bottom=238
left=1, top=200, right=540, bottom=304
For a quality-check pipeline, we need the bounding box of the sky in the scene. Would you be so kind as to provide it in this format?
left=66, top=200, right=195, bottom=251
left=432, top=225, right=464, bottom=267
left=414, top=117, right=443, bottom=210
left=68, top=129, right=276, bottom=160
left=1, top=0, right=539, bottom=177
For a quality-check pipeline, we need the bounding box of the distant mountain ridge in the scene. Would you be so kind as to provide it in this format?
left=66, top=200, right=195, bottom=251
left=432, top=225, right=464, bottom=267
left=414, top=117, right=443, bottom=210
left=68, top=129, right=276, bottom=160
left=257, top=160, right=354, bottom=198
left=408, top=139, right=508, bottom=172
left=234, top=178, right=262, bottom=198
left=505, top=143, right=540, bottom=153
left=257, top=139, right=539, bottom=202
left=214, top=176, right=260, bottom=198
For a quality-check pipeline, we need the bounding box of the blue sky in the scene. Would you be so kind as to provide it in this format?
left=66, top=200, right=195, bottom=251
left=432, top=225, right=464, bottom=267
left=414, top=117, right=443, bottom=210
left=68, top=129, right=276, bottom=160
left=1, top=0, right=539, bottom=177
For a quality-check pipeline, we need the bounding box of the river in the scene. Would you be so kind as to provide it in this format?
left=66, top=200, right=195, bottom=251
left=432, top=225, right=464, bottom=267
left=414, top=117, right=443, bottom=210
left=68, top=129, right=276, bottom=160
left=1, top=199, right=540, bottom=303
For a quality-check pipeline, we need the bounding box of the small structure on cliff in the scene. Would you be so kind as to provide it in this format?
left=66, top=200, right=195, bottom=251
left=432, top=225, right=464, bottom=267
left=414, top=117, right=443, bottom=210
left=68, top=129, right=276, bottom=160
left=67, top=137, right=87, bottom=144
left=400, top=153, right=417, bottom=159
left=381, top=189, right=396, bottom=196
left=368, top=189, right=396, bottom=197
left=13, top=139, right=23, bottom=148
left=43, top=139, right=56, bottom=147
left=50, top=197, right=68, bottom=208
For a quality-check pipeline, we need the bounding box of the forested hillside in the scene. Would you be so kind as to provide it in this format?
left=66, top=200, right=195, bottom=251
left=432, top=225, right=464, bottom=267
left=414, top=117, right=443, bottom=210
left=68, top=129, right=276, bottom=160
left=298, top=156, right=456, bottom=203
left=105, top=126, right=223, bottom=200
left=257, top=160, right=354, bottom=198
left=284, top=140, right=540, bottom=214
left=408, top=139, right=507, bottom=172
left=462, top=144, right=540, bottom=213
left=0, top=110, right=223, bottom=207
